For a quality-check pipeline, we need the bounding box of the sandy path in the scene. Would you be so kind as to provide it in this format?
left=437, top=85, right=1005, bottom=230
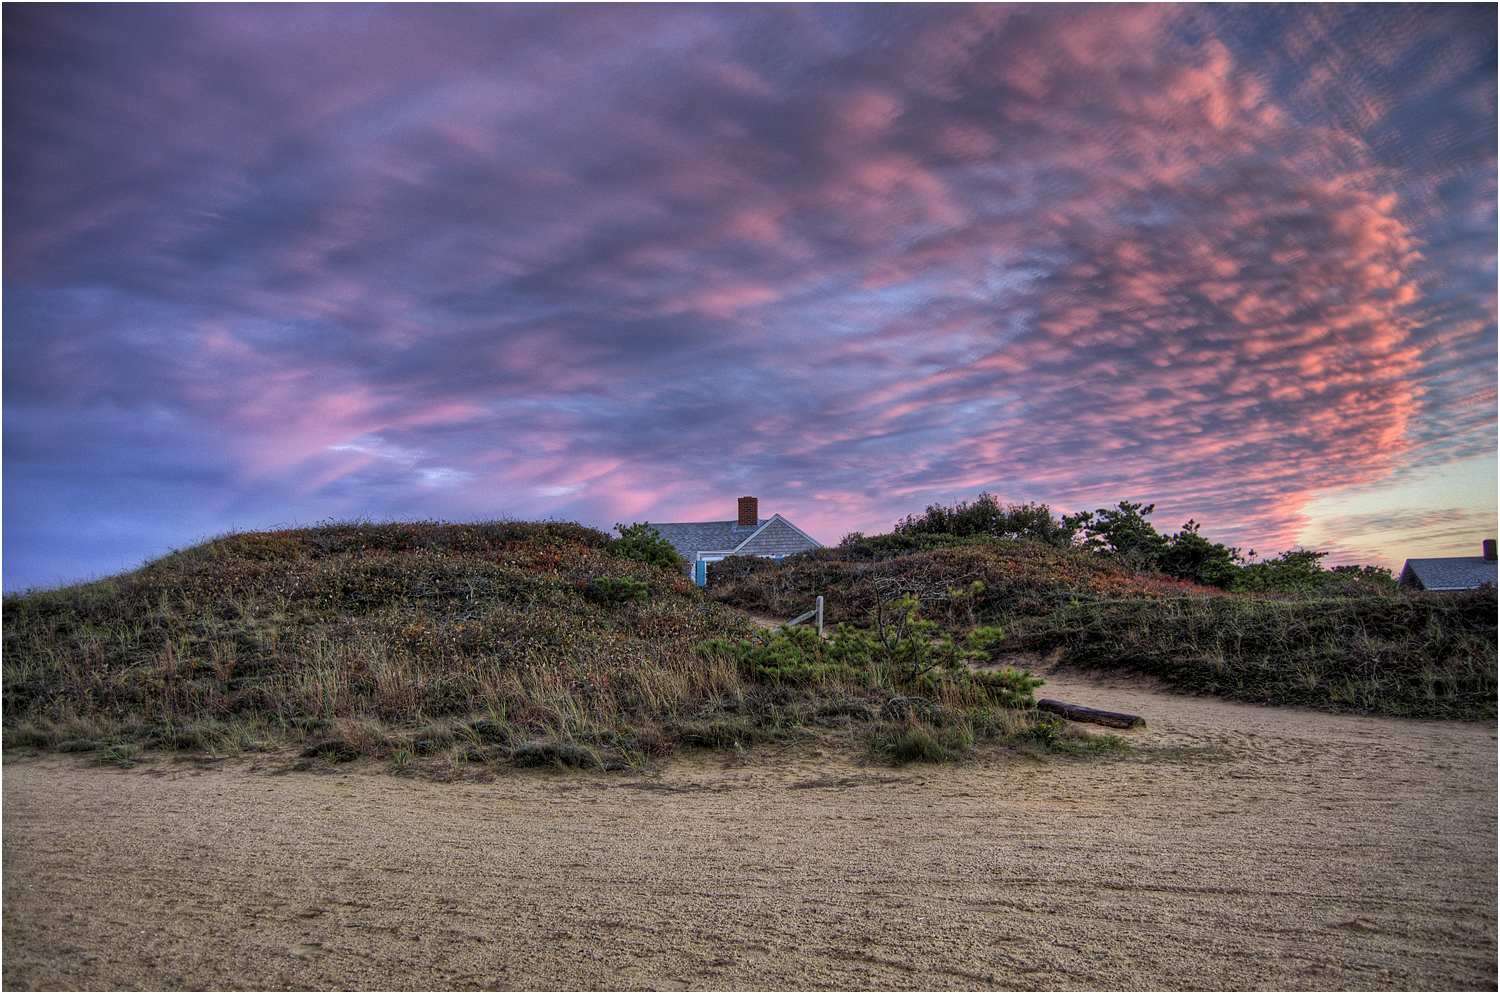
left=3, top=665, right=1496, bottom=991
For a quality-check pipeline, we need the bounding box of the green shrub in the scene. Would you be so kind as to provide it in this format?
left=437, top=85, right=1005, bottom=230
left=1229, top=549, right=1330, bottom=594
left=1325, top=564, right=1399, bottom=592
left=697, top=598, right=1041, bottom=708
left=610, top=522, right=686, bottom=572
left=965, top=666, right=1046, bottom=709
left=895, top=493, right=1075, bottom=548
left=1064, top=500, right=1171, bottom=566
left=1154, top=520, right=1243, bottom=588
left=706, top=554, right=781, bottom=582
left=587, top=576, right=650, bottom=605
left=698, top=625, right=875, bottom=686
left=1061, top=501, right=1396, bottom=594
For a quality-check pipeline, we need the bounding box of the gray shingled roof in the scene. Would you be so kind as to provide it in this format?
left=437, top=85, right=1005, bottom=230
left=1397, top=556, right=1498, bottom=591
left=647, top=515, right=821, bottom=560
left=648, top=519, right=768, bottom=559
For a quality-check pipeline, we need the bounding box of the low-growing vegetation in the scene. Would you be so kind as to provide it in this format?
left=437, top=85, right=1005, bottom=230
left=1006, top=593, right=1497, bottom=718
left=710, top=497, right=1495, bottom=721
left=8, top=497, right=1491, bottom=775
left=2, top=518, right=1084, bottom=772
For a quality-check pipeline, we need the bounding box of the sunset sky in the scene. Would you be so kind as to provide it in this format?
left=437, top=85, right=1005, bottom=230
left=5, top=3, right=1496, bottom=592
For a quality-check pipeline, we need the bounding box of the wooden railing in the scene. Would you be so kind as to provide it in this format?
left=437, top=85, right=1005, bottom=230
left=768, top=595, right=823, bottom=637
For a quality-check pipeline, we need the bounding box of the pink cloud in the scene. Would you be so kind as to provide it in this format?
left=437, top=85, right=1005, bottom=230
left=3, top=3, right=1492, bottom=592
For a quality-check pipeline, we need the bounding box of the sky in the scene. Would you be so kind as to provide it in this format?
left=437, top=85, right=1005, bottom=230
left=4, top=2, right=1496, bottom=593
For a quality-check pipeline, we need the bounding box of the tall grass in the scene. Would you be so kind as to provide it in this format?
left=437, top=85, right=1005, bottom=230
left=4, top=519, right=1080, bottom=768
left=1005, top=591, right=1497, bottom=719
left=708, top=539, right=1226, bottom=627
left=707, top=541, right=1497, bottom=720
left=2, top=521, right=766, bottom=767
left=14, top=520, right=1463, bottom=772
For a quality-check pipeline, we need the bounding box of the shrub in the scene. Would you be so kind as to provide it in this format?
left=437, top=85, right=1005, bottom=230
left=708, top=539, right=1220, bottom=630
left=1326, top=564, right=1399, bottom=591
left=511, top=742, right=603, bottom=769
left=586, top=576, right=650, bottom=605
left=610, top=522, right=686, bottom=572
left=895, top=493, right=1075, bottom=548
left=1062, top=502, right=1396, bottom=594
left=697, top=597, right=1042, bottom=708
left=1229, top=549, right=1330, bottom=594
left=706, top=554, right=780, bottom=583
left=1154, top=520, right=1243, bottom=588
left=698, top=625, right=875, bottom=686
left=1063, top=500, right=1170, bottom=566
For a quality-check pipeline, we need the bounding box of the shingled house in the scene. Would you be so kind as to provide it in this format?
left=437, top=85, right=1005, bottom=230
left=1396, top=540, right=1498, bottom=590
left=649, top=496, right=822, bottom=585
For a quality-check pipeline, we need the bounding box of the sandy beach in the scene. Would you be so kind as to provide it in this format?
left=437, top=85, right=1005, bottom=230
left=4, top=663, right=1495, bottom=991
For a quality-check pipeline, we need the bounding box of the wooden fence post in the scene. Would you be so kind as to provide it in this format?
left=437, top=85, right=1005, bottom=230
left=771, top=596, right=828, bottom=637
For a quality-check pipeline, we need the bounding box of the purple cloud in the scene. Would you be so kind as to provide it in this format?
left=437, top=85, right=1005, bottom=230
left=4, top=3, right=1494, bottom=590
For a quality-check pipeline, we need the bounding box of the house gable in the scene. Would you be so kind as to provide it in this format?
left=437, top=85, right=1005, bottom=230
left=731, top=515, right=821, bottom=559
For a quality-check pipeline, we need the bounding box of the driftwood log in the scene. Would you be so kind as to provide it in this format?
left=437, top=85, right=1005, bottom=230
left=1036, top=698, right=1145, bottom=729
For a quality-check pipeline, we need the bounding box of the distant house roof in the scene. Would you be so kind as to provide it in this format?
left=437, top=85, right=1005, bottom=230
left=650, top=514, right=822, bottom=562
left=644, top=496, right=823, bottom=585
left=1397, top=556, right=1498, bottom=591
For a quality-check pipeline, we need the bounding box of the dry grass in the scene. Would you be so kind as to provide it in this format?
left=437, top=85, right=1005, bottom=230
left=1006, top=591, right=1498, bottom=719
left=708, top=541, right=1497, bottom=720
left=19, top=519, right=1453, bottom=772
left=3, top=521, right=761, bottom=768
left=3, top=520, right=1092, bottom=769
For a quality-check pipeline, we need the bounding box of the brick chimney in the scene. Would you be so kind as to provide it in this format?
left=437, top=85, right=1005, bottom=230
left=1484, top=539, right=1497, bottom=562
left=737, top=496, right=759, bottom=528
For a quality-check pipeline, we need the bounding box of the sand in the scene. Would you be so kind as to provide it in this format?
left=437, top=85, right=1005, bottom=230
left=3, top=663, right=1496, bottom=991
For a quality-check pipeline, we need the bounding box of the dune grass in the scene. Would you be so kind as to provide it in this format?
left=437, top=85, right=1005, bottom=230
left=13, top=520, right=1481, bottom=775
left=709, top=543, right=1497, bottom=720
left=1, top=520, right=1075, bottom=770
left=1004, top=591, right=1497, bottom=719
